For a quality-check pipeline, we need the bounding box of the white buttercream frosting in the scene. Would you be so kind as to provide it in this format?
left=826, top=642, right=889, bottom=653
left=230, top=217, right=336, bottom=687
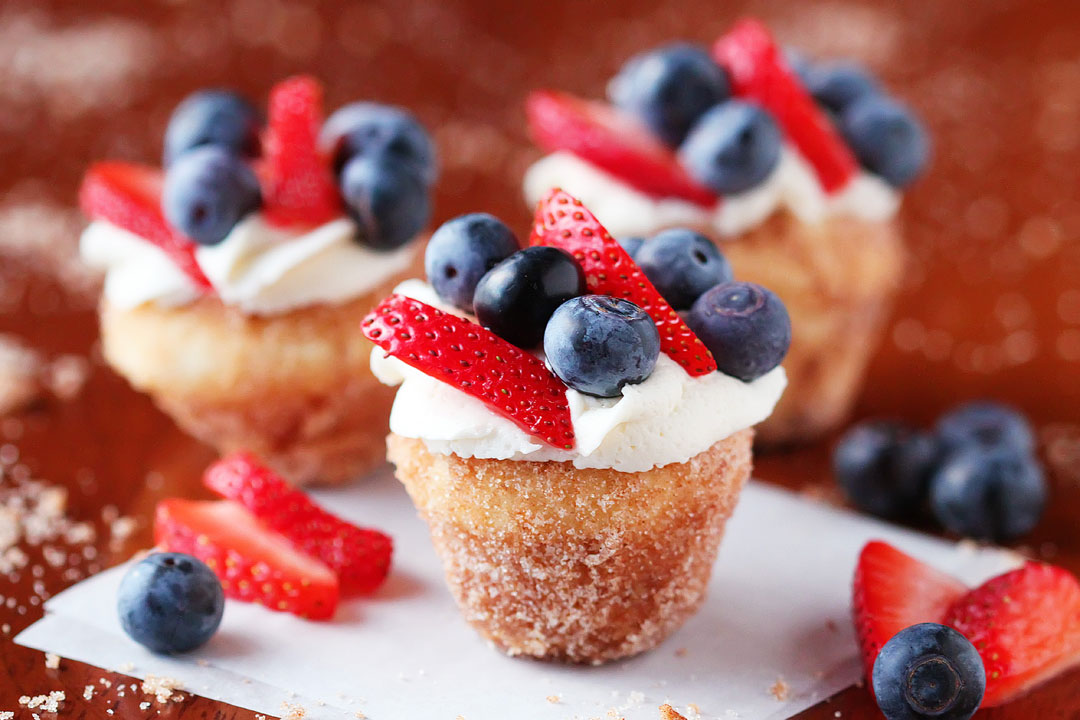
left=523, top=149, right=899, bottom=239
left=80, top=214, right=418, bottom=315
left=370, top=279, right=786, bottom=472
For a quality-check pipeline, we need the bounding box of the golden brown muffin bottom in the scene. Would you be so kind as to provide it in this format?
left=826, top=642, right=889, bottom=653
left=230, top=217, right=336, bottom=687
left=99, top=246, right=425, bottom=485
left=388, top=430, right=753, bottom=664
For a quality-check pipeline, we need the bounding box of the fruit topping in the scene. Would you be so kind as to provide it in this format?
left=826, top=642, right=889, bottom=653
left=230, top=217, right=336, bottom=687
left=634, top=228, right=734, bottom=310
left=840, top=95, right=930, bottom=188
left=530, top=189, right=717, bottom=376
left=713, top=18, right=858, bottom=193
left=608, top=43, right=731, bottom=147
left=833, top=421, right=939, bottom=520
left=204, top=452, right=393, bottom=595
left=803, top=62, right=881, bottom=115
left=260, top=75, right=341, bottom=227
left=935, top=401, right=1035, bottom=455
left=155, top=498, right=339, bottom=620
left=162, top=145, right=262, bottom=246
left=852, top=541, right=968, bottom=684
left=163, top=90, right=262, bottom=167
left=929, top=446, right=1046, bottom=541
left=945, top=562, right=1080, bottom=707
left=526, top=90, right=718, bottom=207
left=473, top=246, right=585, bottom=349
left=678, top=100, right=782, bottom=194
left=320, top=102, right=437, bottom=185
left=872, top=623, right=985, bottom=720
left=117, top=552, right=225, bottom=654
left=340, top=153, right=430, bottom=250
left=79, top=162, right=211, bottom=289
left=685, top=281, right=790, bottom=381
left=544, top=295, right=660, bottom=398
left=362, top=293, right=575, bottom=449
left=426, top=213, right=520, bottom=312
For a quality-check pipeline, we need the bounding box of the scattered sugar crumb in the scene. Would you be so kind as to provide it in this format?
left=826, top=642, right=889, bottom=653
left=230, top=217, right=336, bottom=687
left=44, top=653, right=59, bottom=669
left=546, top=694, right=561, bottom=704
left=118, top=661, right=134, bottom=672
left=281, top=702, right=306, bottom=720
left=83, top=685, right=94, bottom=701
left=687, top=703, right=701, bottom=717
left=659, top=705, right=687, bottom=720
left=196, top=659, right=209, bottom=667
left=353, top=714, right=366, bottom=720
left=141, top=675, right=183, bottom=703
left=139, top=702, right=150, bottom=711
left=18, top=691, right=64, bottom=712
left=255, top=715, right=267, bottom=720
left=768, top=677, right=789, bottom=702
left=835, top=712, right=843, bottom=718
left=0, top=712, right=11, bottom=720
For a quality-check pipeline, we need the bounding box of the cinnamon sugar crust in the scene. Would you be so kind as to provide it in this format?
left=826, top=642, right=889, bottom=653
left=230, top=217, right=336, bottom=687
left=99, top=244, right=425, bottom=485
left=387, top=430, right=753, bottom=664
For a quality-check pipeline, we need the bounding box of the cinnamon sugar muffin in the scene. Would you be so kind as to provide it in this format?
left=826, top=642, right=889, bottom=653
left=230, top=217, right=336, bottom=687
left=79, top=77, right=436, bottom=484
left=524, top=19, right=927, bottom=445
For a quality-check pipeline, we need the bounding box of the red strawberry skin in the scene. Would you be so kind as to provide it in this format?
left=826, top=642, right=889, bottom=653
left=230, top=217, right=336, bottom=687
left=79, top=162, right=211, bottom=289
left=261, top=75, right=341, bottom=227
left=529, top=189, right=716, bottom=377
left=362, top=294, right=575, bottom=449
left=945, top=562, right=1080, bottom=706
left=155, top=498, right=339, bottom=620
left=713, top=19, right=858, bottom=193
left=852, top=541, right=967, bottom=684
left=526, top=90, right=718, bottom=208
left=204, top=452, right=392, bottom=595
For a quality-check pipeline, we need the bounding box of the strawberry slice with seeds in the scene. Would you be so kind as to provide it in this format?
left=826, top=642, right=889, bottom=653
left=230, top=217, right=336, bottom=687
left=204, top=452, right=392, bottom=595
left=945, top=562, right=1080, bottom=706
left=79, top=162, right=211, bottom=289
left=713, top=19, right=858, bottom=193
left=529, top=189, right=716, bottom=376
left=155, top=498, right=339, bottom=620
left=852, top=541, right=967, bottom=685
left=526, top=90, right=718, bottom=207
left=261, top=75, right=341, bottom=227
left=362, top=294, right=575, bottom=449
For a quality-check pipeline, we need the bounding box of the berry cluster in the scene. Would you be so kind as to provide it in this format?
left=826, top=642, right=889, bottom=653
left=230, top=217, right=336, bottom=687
left=80, top=77, right=435, bottom=289
left=854, top=541, right=1080, bottom=717
left=528, top=18, right=928, bottom=206
left=365, top=190, right=790, bottom=448
left=834, top=401, right=1047, bottom=541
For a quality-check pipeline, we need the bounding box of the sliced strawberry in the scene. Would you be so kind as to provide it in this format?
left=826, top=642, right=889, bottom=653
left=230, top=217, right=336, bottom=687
left=852, top=541, right=967, bottom=684
left=529, top=189, right=716, bottom=376
left=79, top=162, right=211, bottom=289
left=713, top=19, right=858, bottom=193
left=362, top=294, right=575, bottom=449
left=155, top=498, right=339, bottom=620
left=526, top=90, right=718, bottom=207
left=945, top=562, right=1080, bottom=706
left=204, top=452, right=392, bottom=595
left=261, top=75, right=341, bottom=227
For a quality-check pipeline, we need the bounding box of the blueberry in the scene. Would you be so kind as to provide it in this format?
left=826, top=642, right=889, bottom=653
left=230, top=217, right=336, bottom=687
left=929, top=446, right=1046, bottom=541
left=544, top=295, right=660, bottom=398
left=833, top=421, right=939, bottom=519
left=617, top=236, right=645, bottom=259
left=783, top=47, right=814, bottom=87
left=425, top=213, right=519, bottom=311
left=117, top=552, right=224, bottom=654
left=805, top=62, right=880, bottom=114
left=840, top=95, right=929, bottom=187
left=163, top=90, right=261, bottom=166
left=320, top=102, right=436, bottom=185
left=608, top=43, right=731, bottom=147
left=473, top=246, right=585, bottom=349
left=340, top=154, right=430, bottom=250
left=162, top=145, right=261, bottom=246
left=872, top=623, right=985, bottom=720
left=635, top=228, right=733, bottom=310
left=678, top=101, right=782, bottom=195
left=686, top=281, right=791, bottom=381
left=935, top=400, right=1035, bottom=456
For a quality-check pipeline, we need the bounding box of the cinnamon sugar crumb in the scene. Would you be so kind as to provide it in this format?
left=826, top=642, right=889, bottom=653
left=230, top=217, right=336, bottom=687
left=545, top=694, right=561, bottom=703
left=0, top=712, right=12, bottom=720
left=768, top=677, right=790, bottom=701
left=44, top=653, right=60, bottom=669
left=82, top=686, right=94, bottom=701
left=18, top=691, right=64, bottom=712
left=687, top=703, right=701, bottom=717
left=353, top=713, right=366, bottom=720
left=280, top=702, right=306, bottom=720
left=141, top=675, right=183, bottom=703
left=659, top=705, right=687, bottom=720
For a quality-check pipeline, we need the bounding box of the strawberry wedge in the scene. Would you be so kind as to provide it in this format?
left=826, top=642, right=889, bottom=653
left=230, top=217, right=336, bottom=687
left=530, top=189, right=716, bottom=376
left=79, top=162, right=211, bottom=289
left=362, top=294, right=575, bottom=449
left=204, top=452, right=392, bottom=595
left=713, top=19, right=858, bottom=193
left=526, top=90, right=718, bottom=207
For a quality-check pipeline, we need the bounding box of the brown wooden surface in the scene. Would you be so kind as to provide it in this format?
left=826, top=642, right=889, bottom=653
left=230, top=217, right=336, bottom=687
left=1, top=0, right=1079, bottom=717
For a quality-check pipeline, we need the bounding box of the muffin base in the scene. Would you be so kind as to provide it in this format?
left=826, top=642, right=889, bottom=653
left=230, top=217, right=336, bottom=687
left=99, top=248, right=424, bottom=485
left=387, top=430, right=753, bottom=664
